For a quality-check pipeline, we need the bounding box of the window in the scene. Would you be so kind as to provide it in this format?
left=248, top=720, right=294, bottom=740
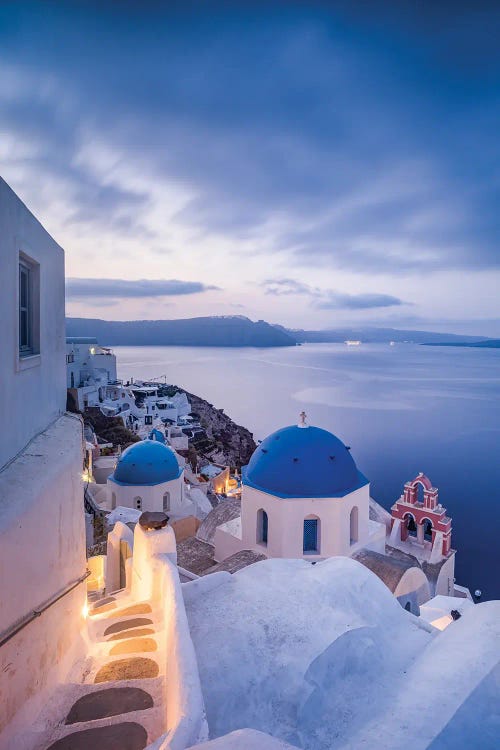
left=18, top=254, right=40, bottom=360
left=303, top=517, right=319, bottom=554
left=163, top=491, right=170, bottom=512
left=19, top=262, right=31, bottom=354
left=66, top=353, right=75, bottom=364
left=350, top=506, right=359, bottom=545
left=134, top=496, right=143, bottom=510
left=257, top=509, right=268, bottom=546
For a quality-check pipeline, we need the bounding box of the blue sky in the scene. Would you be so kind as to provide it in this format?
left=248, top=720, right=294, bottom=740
left=1, top=1, right=499, bottom=334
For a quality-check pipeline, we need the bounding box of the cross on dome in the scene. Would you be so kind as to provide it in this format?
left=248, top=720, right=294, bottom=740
left=298, top=411, right=308, bottom=428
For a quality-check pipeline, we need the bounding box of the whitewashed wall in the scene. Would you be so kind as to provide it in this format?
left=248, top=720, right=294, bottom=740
left=128, top=523, right=209, bottom=750
left=107, top=474, right=184, bottom=513
left=0, top=178, right=66, bottom=470
left=240, top=483, right=372, bottom=559
left=0, top=415, right=86, bottom=744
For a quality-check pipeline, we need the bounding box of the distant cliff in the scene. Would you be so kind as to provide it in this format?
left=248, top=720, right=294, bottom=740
left=290, top=327, right=490, bottom=345
left=66, top=315, right=296, bottom=347
left=423, top=339, right=499, bottom=348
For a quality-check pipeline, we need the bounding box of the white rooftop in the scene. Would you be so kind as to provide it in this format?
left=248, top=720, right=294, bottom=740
left=184, top=556, right=500, bottom=750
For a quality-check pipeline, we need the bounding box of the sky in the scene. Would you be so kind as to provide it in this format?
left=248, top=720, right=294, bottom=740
left=1, top=1, right=499, bottom=335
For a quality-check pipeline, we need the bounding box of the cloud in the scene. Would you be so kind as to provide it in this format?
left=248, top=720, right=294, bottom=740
left=263, top=278, right=315, bottom=296
left=66, top=278, right=220, bottom=300
left=262, top=278, right=405, bottom=309
left=314, top=292, right=404, bottom=310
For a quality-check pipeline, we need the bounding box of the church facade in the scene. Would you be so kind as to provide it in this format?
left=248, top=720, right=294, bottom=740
left=210, top=415, right=460, bottom=614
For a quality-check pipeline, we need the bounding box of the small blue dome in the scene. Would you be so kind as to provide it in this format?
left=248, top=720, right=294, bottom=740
left=148, top=428, right=166, bottom=444
left=242, top=425, right=368, bottom=498
left=111, top=439, right=181, bottom=486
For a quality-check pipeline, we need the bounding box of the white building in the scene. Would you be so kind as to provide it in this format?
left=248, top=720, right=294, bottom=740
left=66, top=336, right=117, bottom=411
left=107, top=438, right=185, bottom=515
left=0, top=178, right=86, bottom=744
left=214, top=420, right=384, bottom=560
left=206, top=417, right=456, bottom=614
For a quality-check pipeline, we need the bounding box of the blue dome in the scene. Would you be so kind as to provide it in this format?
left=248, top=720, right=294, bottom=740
left=148, top=428, right=166, bottom=444
left=242, top=425, right=368, bottom=498
left=111, top=439, right=181, bottom=486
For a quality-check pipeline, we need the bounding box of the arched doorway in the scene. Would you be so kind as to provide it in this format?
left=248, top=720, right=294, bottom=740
left=257, top=509, right=268, bottom=546
left=350, top=506, right=359, bottom=545
left=423, top=518, right=433, bottom=542
left=163, top=491, right=170, bottom=512
left=404, top=513, right=417, bottom=538
left=303, top=516, right=320, bottom=554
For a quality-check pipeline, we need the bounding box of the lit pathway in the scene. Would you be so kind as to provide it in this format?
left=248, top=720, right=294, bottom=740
left=41, top=592, right=165, bottom=750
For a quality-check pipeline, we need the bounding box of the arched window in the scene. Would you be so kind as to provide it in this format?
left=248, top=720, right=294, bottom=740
left=303, top=516, right=320, bottom=554
left=405, top=513, right=417, bottom=537
left=111, top=492, right=117, bottom=510
left=257, top=509, right=268, bottom=546
left=350, top=506, right=359, bottom=545
left=163, top=491, right=170, bottom=512
left=134, top=496, right=142, bottom=510
left=423, top=518, right=433, bottom=542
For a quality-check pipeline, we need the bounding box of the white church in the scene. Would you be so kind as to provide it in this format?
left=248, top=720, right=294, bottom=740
left=182, top=412, right=462, bottom=614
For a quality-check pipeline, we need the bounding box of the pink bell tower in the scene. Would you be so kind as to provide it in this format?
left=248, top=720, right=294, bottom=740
left=390, top=473, right=452, bottom=558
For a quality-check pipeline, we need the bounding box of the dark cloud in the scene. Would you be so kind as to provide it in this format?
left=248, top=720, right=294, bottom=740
left=262, top=278, right=405, bottom=309
left=314, top=292, right=404, bottom=310
left=66, top=278, right=220, bottom=299
left=0, top=2, right=499, bottom=273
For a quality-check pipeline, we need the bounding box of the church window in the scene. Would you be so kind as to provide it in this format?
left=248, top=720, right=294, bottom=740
left=303, top=517, right=319, bottom=554
left=163, top=491, right=170, bottom=512
left=350, top=506, right=359, bottom=545
left=257, top=509, right=268, bottom=545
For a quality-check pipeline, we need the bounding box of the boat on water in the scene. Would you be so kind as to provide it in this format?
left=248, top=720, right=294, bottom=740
left=344, top=340, right=361, bottom=346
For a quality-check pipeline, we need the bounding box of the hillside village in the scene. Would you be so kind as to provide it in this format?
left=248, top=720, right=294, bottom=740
left=1, top=179, right=499, bottom=750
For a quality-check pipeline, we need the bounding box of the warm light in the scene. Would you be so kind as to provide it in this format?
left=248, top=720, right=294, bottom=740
left=82, top=602, right=89, bottom=619
left=82, top=471, right=90, bottom=482
left=90, top=347, right=95, bottom=355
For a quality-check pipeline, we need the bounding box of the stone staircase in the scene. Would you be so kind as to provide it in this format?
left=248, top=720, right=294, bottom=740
left=39, top=591, right=166, bottom=750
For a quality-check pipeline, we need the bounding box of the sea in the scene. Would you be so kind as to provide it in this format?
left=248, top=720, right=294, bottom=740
left=114, top=343, right=500, bottom=599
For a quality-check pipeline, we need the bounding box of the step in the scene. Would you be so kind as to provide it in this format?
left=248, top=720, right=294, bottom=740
left=94, top=657, right=159, bottom=683
left=66, top=687, right=154, bottom=724
left=103, top=618, right=154, bottom=637
left=45, top=721, right=148, bottom=750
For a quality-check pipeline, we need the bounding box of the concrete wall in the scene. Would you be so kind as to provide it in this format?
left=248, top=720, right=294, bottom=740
left=241, top=483, right=370, bottom=560
left=0, top=415, right=86, bottom=743
left=214, top=521, right=243, bottom=563
left=171, top=516, right=201, bottom=543
left=394, top=568, right=431, bottom=616
left=0, top=178, right=66, bottom=470
left=434, top=554, right=456, bottom=598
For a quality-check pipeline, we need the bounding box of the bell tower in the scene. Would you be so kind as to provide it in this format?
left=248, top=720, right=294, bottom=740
left=390, top=473, right=452, bottom=559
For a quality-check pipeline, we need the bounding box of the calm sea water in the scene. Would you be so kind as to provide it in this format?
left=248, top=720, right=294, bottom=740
left=115, top=343, right=500, bottom=599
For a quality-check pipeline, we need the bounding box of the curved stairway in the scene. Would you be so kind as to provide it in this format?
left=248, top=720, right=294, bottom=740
left=40, top=592, right=166, bottom=750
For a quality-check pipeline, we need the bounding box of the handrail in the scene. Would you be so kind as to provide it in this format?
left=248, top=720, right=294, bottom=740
left=0, top=569, right=91, bottom=648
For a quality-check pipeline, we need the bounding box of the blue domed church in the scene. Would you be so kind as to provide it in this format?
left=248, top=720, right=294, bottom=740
left=107, top=438, right=184, bottom=515
left=214, top=415, right=386, bottom=563
left=193, top=414, right=457, bottom=614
